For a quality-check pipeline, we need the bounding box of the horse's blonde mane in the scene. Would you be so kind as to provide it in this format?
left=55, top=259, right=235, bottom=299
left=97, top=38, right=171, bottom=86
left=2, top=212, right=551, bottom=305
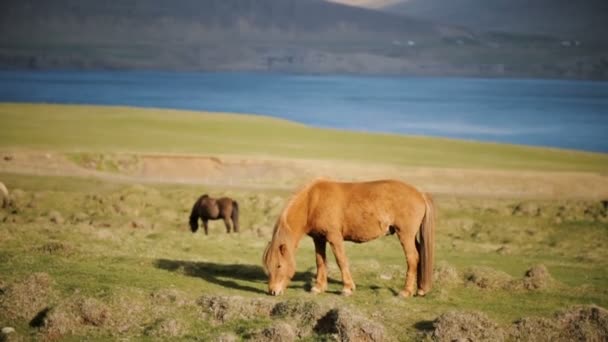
left=263, top=178, right=330, bottom=273
left=274, top=177, right=329, bottom=237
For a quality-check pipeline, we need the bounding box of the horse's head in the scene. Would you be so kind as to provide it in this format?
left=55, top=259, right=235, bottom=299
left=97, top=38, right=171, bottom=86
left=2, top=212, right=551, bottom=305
left=189, top=194, right=208, bottom=233
left=262, top=225, right=296, bottom=296
left=189, top=216, right=199, bottom=233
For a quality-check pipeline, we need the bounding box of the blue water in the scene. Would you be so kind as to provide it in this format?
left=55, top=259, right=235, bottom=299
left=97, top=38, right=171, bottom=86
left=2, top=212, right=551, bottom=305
left=1, top=70, right=607, bottom=152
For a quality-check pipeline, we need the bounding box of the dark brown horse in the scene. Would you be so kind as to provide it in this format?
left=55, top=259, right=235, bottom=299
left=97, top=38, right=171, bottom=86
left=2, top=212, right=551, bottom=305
left=189, top=194, right=239, bottom=235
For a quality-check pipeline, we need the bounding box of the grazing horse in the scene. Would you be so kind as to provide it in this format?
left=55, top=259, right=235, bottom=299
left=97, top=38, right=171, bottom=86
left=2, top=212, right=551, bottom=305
left=263, top=178, right=435, bottom=297
left=189, top=194, right=239, bottom=235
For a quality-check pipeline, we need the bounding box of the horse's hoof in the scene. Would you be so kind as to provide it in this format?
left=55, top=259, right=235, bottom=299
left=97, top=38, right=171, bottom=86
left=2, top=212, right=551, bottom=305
left=399, top=290, right=413, bottom=298
left=417, top=289, right=426, bottom=297
left=341, top=288, right=354, bottom=296
left=311, top=286, right=323, bottom=294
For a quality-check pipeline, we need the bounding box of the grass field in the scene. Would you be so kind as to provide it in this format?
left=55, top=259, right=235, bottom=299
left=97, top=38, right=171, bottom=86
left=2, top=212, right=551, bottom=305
left=1, top=103, right=607, bottom=341
left=2, top=103, right=608, bottom=172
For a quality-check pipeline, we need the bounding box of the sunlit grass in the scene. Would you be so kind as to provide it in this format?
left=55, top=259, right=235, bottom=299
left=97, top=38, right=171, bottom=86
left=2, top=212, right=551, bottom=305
left=1, top=103, right=607, bottom=172
left=1, top=173, right=606, bottom=340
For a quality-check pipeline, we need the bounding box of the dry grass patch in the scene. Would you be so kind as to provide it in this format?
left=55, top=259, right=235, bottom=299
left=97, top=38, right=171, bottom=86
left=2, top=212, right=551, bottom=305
left=248, top=321, right=296, bottom=342
left=463, top=266, right=514, bottom=290
left=143, top=318, right=185, bottom=338
left=40, top=295, right=110, bottom=340
left=428, top=310, right=505, bottom=342
left=426, top=305, right=608, bottom=342
left=0, top=273, right=56, bottom=324
left=197, top=295, right=275, bottom=323
left=315, top=308, right=385, bottom=342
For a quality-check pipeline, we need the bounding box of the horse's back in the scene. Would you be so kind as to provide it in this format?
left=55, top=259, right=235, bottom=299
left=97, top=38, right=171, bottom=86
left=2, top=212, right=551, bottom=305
left=307, top=179, right=426, bottom=241
left=310, top=179, right=424, bottom=205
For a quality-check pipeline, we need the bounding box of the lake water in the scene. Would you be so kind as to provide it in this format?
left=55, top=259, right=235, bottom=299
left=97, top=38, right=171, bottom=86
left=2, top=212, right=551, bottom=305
left=1, top=70, right=607, bottom=152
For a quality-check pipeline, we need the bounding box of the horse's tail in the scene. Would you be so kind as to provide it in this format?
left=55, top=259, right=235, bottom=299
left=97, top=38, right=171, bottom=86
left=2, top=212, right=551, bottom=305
left=231, top=200, right=239, bottom=233
left=189, top=195, right=204, bottom=233
left=417, top=192, right=435, bottom=295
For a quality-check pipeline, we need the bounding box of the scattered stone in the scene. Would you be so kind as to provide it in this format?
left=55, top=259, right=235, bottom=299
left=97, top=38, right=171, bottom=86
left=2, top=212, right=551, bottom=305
left=0, top=326, right=18, bottom=342
left=1, top=327, right=15, bottom=335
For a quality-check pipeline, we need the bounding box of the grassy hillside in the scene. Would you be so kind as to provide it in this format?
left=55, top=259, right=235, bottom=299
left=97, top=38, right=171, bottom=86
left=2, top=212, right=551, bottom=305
left=1, top=103, right=607, bottom=172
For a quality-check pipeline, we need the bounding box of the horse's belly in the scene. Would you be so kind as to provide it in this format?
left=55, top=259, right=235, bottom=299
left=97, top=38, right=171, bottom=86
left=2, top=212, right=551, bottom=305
left=342, top=217, right=391, bottom=243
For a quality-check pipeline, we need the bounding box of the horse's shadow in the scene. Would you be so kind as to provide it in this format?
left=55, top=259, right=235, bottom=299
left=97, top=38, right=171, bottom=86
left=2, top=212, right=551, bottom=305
left=155, top=259, right=327, bottom=294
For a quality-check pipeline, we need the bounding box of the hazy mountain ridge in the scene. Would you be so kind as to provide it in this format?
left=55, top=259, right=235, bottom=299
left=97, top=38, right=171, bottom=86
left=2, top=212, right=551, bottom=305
left=386, top=0, right=608, bottom=42
left=0, top=0, right=607, bottom=79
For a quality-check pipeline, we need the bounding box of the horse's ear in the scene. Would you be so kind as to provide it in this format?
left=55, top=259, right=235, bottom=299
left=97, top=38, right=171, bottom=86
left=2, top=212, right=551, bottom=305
left=279, top=243, right=287, bottom=256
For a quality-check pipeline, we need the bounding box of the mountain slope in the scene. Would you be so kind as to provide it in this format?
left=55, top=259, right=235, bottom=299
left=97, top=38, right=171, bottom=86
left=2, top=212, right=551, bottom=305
left=386, top=0, right=608, bottom=41
left=0, top=0, right=438, bottom=42
left=0, top=0, right=606, bottom=79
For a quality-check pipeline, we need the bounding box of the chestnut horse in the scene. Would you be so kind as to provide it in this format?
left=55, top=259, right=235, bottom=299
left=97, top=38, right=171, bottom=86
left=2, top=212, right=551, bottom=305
left=263, top=178, right=435, bottom=297
left=189, top=194, right=239, bottom=235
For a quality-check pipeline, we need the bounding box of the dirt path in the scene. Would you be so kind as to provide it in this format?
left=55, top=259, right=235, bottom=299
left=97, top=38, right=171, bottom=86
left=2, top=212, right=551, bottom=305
left=1, top=150, right=607, bottom=199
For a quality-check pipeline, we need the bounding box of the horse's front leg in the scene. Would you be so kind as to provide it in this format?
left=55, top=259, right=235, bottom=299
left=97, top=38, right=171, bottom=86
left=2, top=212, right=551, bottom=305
left=202, top=219, right=209, bottom=235
left=223, top=218, right=232, bottom=233
left=311, top=236, right=328, bottom=294
left=328, top=235, right=356, bottom=296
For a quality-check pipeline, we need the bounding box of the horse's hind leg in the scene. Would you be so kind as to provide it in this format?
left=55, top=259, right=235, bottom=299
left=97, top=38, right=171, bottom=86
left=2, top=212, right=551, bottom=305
left=328, top=234, right=356, bottom=296
left=396, top=223, right=420, bottom=297
left=223, top=218, right=233, bottom=234
left=311, top=236, right=328, bottom=294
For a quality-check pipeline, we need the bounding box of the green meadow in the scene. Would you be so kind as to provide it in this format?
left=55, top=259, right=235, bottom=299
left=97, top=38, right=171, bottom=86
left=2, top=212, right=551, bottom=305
left=2, top=103, right=607, bottom=171
left=1, top=103, right=607, bottom=341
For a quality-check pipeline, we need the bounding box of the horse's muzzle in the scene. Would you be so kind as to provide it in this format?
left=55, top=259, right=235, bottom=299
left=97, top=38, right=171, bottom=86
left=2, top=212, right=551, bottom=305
left=269, top=288, right=283, bottom=296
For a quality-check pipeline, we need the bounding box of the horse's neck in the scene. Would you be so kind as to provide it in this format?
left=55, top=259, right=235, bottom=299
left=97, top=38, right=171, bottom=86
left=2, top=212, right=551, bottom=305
left=274, top=223, right=301, bottom=253
left=280, top=200, right=308, bottom=248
